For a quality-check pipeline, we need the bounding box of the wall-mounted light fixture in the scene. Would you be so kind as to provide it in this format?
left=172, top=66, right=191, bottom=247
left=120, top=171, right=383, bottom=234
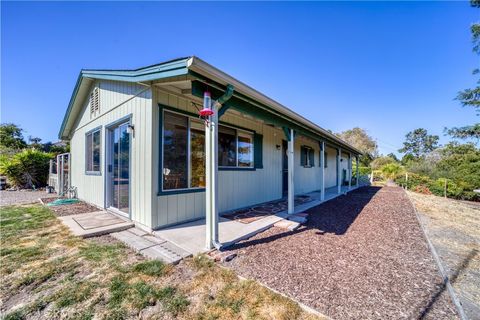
left=276, top=144, right=281, bottom=150
left=127, top=124, right=135, bottom=134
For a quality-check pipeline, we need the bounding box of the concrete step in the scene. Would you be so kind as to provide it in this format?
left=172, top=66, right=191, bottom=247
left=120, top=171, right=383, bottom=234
left=287, top=215, right=307, bottom=224
left=111, top=228, right=191, bottom=264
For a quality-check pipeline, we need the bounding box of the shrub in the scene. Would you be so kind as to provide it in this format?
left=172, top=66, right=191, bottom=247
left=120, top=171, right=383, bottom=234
left=0, top=149, right=52, bottom=188
left=395, top=172, right=480, bottom=201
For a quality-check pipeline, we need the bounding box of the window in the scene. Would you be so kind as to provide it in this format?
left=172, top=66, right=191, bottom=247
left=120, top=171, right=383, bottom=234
left=218, top=126, right=237, bottom=167
left=238, top=132, right=253, bottom=167
left=163, top=112, right=188, bottom=190
left=161, top=110, right=257, bottom=192
left=218, top=125, right=254, bottom=168
left=324, top=152, right=328, bottom=168
left=86, top=129, right=101, bottom=173
left=190, top=120, right=206, bottom=188
left=300, top=146, right=314, bottom=167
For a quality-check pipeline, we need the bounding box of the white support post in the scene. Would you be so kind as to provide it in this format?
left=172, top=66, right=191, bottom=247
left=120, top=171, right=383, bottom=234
left=320, top=141, right=325, bottom=201
left=348, top=152, right=352, bottom=190
left=356, top=156, right=360, bottom=187
left=337, top=147, right=342, bottom=194
left=288, top=129, right=295, bottom=214
left=205, top=92, right=219, bottom=250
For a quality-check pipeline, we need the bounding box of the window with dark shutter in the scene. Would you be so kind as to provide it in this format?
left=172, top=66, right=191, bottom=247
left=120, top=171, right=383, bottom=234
left=300, top=146, right=314, bottom=168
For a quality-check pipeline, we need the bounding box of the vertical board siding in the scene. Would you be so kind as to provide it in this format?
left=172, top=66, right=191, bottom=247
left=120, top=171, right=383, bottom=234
left=70, top=80, right=154, bottom=228
left=153, top=88, right=283, bottom=228
left=151, top=88, right=345, bottom=228
left=70, top=82, right=350, bottom=230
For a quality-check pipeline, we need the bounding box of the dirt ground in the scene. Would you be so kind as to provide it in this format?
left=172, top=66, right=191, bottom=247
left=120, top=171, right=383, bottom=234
left=40, top=197, right=101, bottom=216
left=0, top=190, right=57, bottom=206
left=222, top=186, right=459, bottom=320
left=408, top=191, right=480, bottom=320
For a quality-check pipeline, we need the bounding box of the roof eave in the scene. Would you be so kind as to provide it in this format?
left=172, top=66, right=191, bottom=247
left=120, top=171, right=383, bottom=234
left=187, top=57, right=362, bottom=155
left=58, top=58, right=192, bottom=140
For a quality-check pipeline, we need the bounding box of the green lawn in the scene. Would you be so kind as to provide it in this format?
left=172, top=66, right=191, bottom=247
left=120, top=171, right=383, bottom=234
left=0, top=204, right=320, bottom=320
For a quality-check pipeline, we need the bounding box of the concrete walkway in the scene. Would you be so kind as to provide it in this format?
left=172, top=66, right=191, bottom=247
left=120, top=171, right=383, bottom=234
left=59, top=211, right=191, bottom=264
left=154, top=185, right=359, bottom=255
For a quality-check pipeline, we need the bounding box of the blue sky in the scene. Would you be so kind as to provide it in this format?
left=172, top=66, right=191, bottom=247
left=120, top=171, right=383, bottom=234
left=1, top=1, right=478, bottom=155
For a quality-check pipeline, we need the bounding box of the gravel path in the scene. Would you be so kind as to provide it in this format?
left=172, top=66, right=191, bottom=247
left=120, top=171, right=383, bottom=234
left=409, top=191, right=480, bottom=320
left=0, top=190, right=57, bottom=206
left=222, top=186, right=459, bottom=320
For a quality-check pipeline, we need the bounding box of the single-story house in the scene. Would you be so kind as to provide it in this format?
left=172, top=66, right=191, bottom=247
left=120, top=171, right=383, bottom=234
left=58, top=56, right=362, bottom=238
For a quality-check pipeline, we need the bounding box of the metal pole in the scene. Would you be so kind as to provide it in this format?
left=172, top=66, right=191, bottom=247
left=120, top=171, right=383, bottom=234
left=356, top=156, right=359, bottom=187
left=406, top=172, right=409, bottom=190
left=348, top=152, right=352, bottom=190
left=337, top=148, right=342, bottom=194
left=320, top=141, right=325, bottom=201
left=288, top=129, right=295, bottom=214
left=205, top=92, right=213, bottom=250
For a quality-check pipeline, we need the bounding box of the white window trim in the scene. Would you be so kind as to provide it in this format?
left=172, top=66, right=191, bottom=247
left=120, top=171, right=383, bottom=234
left=85, top=128, right=102, bottom=175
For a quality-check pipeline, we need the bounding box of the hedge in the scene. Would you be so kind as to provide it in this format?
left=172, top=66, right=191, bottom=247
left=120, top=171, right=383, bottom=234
left=395, top=172, right=479, bottom=201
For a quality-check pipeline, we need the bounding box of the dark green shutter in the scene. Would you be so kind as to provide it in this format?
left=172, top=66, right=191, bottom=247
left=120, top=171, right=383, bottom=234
left=254, top=133, right=263, bottom=169
left=309, top=149, right=315, bottom=166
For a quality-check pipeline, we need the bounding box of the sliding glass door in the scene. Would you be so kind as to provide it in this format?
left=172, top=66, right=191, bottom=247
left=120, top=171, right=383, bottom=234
left=108, top=121, right=130, bottom=215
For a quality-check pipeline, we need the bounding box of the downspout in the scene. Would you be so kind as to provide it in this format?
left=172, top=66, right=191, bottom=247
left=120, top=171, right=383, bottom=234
left=205, top=84, right=234, bottom=251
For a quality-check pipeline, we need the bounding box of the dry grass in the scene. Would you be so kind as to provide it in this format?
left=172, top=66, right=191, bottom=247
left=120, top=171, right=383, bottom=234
left=0, top=204, right=321, bottom=320
left=408, top=191, right=480, bottom=317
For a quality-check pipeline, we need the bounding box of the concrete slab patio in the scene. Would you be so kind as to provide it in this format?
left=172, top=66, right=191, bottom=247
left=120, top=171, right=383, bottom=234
left=58, top=211, right=134, bottom=238
left=154, top=185, right=357, bottom=255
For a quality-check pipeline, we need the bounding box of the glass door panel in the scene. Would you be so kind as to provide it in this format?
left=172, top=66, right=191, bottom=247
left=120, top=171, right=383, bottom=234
left=111, top=123, right=130, bottom=214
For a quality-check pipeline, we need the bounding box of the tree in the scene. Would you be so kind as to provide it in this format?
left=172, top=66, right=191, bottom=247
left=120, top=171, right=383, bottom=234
left=449, top=1, right=480, bottom=140
left=336, top=127, right=378, bottom=166
left=0, top=123, right=27, bottom=151
left=386, top=153, right=399, bottom=162
left=370, top=156, right=396, bottom=170
left=435, top=142, right=480, bottom=190
left=399, top=128, right=439, bottom=158
left=28, top=136, right=43, bottom=150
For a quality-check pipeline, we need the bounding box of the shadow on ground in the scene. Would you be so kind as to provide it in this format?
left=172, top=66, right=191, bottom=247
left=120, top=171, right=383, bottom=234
left=226, top=186, right=381, bottom=250
left=418, top=248, right=478, bottom=319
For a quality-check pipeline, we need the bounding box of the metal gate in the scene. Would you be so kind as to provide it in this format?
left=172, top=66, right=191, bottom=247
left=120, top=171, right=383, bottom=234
left=56, top=153, right=70, bottom=196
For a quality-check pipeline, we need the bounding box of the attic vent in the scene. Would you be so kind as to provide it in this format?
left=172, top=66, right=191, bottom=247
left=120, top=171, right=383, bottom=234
left=90, top=87, right=100, bottom=117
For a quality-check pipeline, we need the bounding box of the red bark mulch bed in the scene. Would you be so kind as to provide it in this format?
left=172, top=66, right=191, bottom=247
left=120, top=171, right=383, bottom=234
left=222, top=186, right=459, bottom=320
left=40, top=197, right=101, bottom=217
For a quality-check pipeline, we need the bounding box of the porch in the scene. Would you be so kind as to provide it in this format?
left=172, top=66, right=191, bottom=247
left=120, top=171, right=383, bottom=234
left=154, top=185, right=358, bottom=255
